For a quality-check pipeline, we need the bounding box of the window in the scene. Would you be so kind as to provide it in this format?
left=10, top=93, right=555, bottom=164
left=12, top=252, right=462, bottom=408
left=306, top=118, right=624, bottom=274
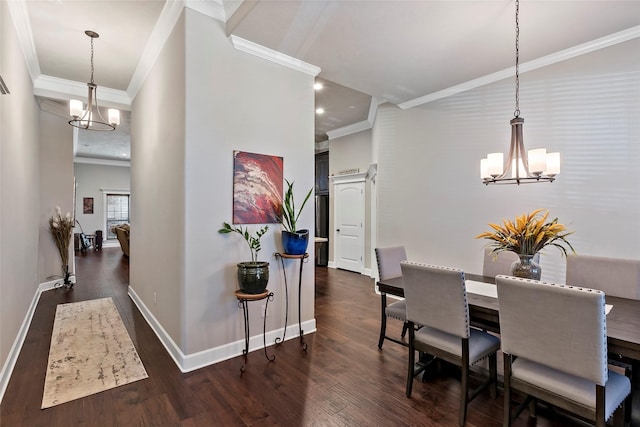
left=106, top=194, right=129, bottom=239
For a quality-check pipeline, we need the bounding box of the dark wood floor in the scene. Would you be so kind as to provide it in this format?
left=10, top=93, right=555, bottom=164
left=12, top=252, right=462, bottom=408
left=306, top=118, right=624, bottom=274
left=0, top=247, right=634, bottom=426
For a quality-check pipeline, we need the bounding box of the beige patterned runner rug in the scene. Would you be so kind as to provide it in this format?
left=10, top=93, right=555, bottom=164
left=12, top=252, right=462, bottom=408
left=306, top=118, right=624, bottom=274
left=42, top=297, right=148, bottom=408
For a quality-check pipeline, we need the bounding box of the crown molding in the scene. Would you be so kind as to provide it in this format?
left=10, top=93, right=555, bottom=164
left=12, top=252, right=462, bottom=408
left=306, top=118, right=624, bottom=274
left=325, top=96, right=382, bottom=141
left=34, top=75, right=131, bottom=110
left=37, top=98, right=69, bottom=118
left=326, top=120, right=371, bottom=141
left=7, top=0, right=41, bottom=81
left=185, top=0, right=242, bottom=23
left=127, top=0, right=185, bottom=100
left=229, top=35, right=321, bottom=76
left=399, top=25, right=640, bottom=110
left=74, top=157, right=131, bottom=168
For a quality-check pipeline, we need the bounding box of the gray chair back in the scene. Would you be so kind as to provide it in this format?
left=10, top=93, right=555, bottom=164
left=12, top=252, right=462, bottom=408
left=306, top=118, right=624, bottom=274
left=375, top=246, right=407, bottom=280
left=496, top=275, right=607, bottom=385
left=482, top=248, right=539, bottom=277
left=401, top=262, right=469, bottom=339
left=566, top=254, right=640, bottom=300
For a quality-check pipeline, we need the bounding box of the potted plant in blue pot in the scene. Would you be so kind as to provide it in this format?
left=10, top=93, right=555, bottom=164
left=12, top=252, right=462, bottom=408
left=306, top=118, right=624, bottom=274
left=280, top=179, right=313, bottom=255
left=219, top=222, right=269, bottom=294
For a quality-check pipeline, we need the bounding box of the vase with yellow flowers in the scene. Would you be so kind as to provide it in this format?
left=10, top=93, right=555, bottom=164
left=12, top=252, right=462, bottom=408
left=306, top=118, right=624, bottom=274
left=476, top=208, right=575, bottom=279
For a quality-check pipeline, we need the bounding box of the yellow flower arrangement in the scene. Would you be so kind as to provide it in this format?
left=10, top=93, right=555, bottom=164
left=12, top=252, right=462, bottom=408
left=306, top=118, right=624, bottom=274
left=476, top=208, right=575, bottom=257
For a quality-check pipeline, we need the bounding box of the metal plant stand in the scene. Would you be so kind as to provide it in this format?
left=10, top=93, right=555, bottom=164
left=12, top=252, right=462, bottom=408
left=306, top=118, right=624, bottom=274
left=275, top=252, right=309, bottom=351
left=235, top=290, right=275, bottom=373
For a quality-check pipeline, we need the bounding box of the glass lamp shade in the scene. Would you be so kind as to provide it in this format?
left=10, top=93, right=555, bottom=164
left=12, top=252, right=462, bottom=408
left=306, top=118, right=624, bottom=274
left=528, top=148, right=547, bottom=175
left=70, top=100, right=84, bottom=118
left=545, top=152, right=561, bottom=176
left=108, top=109, right=120, bottom=126
left=487, top=153, right=503, bottom=177
left=480, top=158, right=490, bottom=179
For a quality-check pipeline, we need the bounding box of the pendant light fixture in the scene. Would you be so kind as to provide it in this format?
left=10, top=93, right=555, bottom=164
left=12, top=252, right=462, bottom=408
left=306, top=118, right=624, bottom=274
left=68, top=30, right=120, bottom=131
left=480, top=0, right=559, bottom=185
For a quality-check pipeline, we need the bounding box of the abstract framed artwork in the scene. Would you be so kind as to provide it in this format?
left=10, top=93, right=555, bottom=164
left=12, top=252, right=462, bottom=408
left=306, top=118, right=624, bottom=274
left=83, top=197, right=94, bottom=214
left=233, top=151, right=283, bottom=224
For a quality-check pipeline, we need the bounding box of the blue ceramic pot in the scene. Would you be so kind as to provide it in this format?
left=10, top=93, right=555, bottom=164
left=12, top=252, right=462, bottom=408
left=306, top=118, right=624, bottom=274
left=282, top=229, right=310, bottom=255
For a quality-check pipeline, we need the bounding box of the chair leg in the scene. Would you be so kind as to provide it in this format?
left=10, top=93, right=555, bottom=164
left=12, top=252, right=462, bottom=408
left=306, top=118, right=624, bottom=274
left=406, top=325, right=416, bottom=397
left=503, top=353, right=512, bottom=427
left=401, top=321, right=409, bottom=338
left=459, top=362, right=468, bottom=426
left=489, top=352, right=497, bottom=399
left=378, top=294, right=387, bottom=349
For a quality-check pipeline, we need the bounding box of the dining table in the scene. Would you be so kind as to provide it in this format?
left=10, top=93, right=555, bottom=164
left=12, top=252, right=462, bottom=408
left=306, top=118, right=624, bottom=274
left=377, top=272, right=640, bottom=370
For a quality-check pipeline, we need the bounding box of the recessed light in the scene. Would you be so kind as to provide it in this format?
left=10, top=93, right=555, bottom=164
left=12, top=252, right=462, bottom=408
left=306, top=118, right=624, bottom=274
left=314, top=82, right=323, bottom=91
left=315, top=108, right=325, bottom=114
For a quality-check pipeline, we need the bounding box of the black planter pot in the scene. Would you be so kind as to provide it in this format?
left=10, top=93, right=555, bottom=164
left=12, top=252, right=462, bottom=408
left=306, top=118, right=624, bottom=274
left=237, top=261, right=269, bottom=294
left=282, top=229, right=310, bottom=255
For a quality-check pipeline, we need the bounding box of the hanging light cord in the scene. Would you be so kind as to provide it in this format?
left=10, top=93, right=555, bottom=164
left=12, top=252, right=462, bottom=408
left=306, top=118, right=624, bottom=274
left=514, top=0, right=520, bottom=118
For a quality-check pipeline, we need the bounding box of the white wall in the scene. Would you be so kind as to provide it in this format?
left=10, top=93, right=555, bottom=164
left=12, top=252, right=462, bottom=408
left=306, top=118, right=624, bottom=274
left=74, top=163, right=131, bottom=236
left=329, top=129, right=372, bottom=176
left=0, top=0, right=41, bottom=377
left=131, top=8, right=315, bottom=365
left=38, top=110, right=74, bottom=281
left=131, top=9, right=186, bottom=350
left=375, top=39, right=640, bottom=283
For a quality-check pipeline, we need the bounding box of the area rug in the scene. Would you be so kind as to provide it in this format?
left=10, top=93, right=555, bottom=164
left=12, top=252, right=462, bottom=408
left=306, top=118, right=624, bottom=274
left=41, top=297, right=148, bottom=408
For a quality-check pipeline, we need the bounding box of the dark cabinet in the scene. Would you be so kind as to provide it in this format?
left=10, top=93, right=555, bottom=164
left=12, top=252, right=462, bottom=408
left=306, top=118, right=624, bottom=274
left=315, top=152, right=329, bottom=195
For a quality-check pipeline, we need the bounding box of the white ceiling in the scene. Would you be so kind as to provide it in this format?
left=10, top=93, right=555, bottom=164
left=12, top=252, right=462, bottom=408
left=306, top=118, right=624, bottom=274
left=10, top=0, right=640, bottom=159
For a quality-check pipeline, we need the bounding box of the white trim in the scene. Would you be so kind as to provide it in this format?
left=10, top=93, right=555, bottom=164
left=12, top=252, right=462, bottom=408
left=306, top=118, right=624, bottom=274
left=128, top=286, right=316, bottom=372
left=185, top=0, right=227, bottom=22
left=74, top=157, right=131, bottom=168
left=229, top=35, right=321, bottom=77
left=326, top=120, right=371, bottom=140
left=399, top=25, right=640, bottom=109
left=34, top=75, right=131, bottom=110
left=127, top=0, right=185, bottom=100
left=328, top=261, right=337, bottom=269
left=7, top=0, right=40, bottom=80
left=326, top=97, right=381, bottom=141
left=0, top=280, right=59, bottom=404
left=329, top=171, right=367, bottom=185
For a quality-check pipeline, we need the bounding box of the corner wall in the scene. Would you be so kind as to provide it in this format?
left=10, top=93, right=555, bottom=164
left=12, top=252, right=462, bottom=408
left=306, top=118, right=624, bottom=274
left=130, top=8, right=315, bottom=367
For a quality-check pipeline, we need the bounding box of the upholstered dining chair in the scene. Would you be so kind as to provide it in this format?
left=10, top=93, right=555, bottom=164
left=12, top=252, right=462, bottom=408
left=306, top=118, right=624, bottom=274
left=401, top=261, right=500, bottom=426
left=375, top=246, right=409, bottom=348
left=482, top=248, right=540, bottom=278
left=566, top=254, right=640, bottom=370
left=496, top=275, right=631, bottom=427
left=566, top=254, right=640, bottom=300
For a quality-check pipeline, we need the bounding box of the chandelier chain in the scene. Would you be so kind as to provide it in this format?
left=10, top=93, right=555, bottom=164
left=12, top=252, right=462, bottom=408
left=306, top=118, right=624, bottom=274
left=90, top=36, right=95, bottom=84
left=514, top=0, right=520, bottom=118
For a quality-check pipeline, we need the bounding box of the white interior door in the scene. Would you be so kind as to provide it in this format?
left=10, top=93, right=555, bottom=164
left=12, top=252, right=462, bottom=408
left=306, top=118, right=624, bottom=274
left=335, top=180, right=364, bottom=273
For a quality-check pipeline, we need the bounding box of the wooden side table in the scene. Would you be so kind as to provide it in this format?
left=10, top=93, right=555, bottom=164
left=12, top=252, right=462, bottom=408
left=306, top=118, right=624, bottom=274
left=234, top=290, right=275, bottom=373
left=274, top=253, right=310, bottom=351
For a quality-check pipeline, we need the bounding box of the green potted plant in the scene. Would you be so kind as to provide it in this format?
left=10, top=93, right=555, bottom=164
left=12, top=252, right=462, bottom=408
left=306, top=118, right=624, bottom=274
left=219, top=222, right=269, bottom=294
left=280, top=179, right=313, bottom=255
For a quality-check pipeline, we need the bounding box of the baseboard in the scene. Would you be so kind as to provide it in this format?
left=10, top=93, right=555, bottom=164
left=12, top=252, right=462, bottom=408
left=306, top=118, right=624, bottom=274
left=328, top=261, right=336, bottom=268
left=128, top=286, right=316, bottom=373
left=0, top=279, right=59, bottom=404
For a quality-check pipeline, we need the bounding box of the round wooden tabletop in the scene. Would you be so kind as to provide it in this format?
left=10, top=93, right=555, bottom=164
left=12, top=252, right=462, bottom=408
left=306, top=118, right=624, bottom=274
left=234, top=290, right=270, bottom=300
